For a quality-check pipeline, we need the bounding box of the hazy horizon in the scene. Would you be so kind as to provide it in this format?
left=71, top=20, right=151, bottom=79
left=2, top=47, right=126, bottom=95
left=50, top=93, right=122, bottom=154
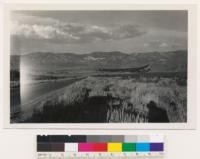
left=11, top=49, right=188, bottom=56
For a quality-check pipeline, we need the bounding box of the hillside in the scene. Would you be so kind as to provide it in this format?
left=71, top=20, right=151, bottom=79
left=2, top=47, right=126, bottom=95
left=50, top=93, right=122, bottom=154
left=10, top=50, right=187, bottom=72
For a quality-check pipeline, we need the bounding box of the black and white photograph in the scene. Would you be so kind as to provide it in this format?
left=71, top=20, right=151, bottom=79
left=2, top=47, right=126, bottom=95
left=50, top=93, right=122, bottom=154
left=9, top=9, right=188, bottom=124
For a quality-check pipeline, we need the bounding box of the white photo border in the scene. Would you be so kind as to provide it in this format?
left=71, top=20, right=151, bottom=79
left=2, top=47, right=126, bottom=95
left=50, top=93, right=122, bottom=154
left=3, top=3, right=197, bottom=129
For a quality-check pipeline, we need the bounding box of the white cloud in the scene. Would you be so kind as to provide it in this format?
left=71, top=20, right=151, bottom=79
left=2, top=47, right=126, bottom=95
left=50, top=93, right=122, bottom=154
left=11, top=14, right=146, bottom=43
left=11, top=21, right=80, bottom=41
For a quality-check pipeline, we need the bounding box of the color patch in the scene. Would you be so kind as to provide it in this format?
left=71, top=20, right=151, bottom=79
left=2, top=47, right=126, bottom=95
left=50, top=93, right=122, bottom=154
left=136, top=143, right=150, bottom=152
left=124, top=136, right=137, bottom=142
left=93, top=143, right=107, bottom=152
left=150, top=135, right=164, bottom=143
left=37, top=136, right=51, bottom=142
left=37, top=143, right=51, bottom=152
left=78, top=143, right=94, bottom=152
left=99, top=136, right=112, bottom=142
left=108, top=143, right=122, bottom=152
left=50, top=136, right=67, bottom=143
left=122, top=143, right=136, bottom=152
left=150, top=143, right=164, bottom=151
left=111, top=136, right=124, bottom=142
left=137, top=136, right=149, bottom=142
left=87, top=135, right=100, bottom=142
left=51, top=143, right=64, bottom=152
left=65, top=143, right=78, bottom=152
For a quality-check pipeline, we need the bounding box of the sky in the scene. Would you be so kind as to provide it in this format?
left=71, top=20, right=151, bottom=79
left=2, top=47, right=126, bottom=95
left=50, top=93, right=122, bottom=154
left=10, top=10, right=188, bottom=55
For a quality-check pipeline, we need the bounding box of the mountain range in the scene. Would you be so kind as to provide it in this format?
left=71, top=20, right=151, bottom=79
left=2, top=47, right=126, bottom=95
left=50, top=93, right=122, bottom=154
left=10, top=50, right=187, bottom=72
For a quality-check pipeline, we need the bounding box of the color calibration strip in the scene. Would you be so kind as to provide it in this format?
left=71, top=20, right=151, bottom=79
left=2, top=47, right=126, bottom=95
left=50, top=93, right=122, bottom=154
left=37, top=135, right=164, bottom=158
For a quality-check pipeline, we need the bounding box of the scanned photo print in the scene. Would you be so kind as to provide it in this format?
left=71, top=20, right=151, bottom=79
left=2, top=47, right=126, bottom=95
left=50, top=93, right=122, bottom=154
left=6, top=4, right=196, bottom=128
left=10, top=10, right=187, bottom=123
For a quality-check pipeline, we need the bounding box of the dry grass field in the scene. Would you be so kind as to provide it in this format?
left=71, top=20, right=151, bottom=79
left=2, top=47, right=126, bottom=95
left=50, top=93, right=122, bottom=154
left=27, top=76, right=186, bottom=123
